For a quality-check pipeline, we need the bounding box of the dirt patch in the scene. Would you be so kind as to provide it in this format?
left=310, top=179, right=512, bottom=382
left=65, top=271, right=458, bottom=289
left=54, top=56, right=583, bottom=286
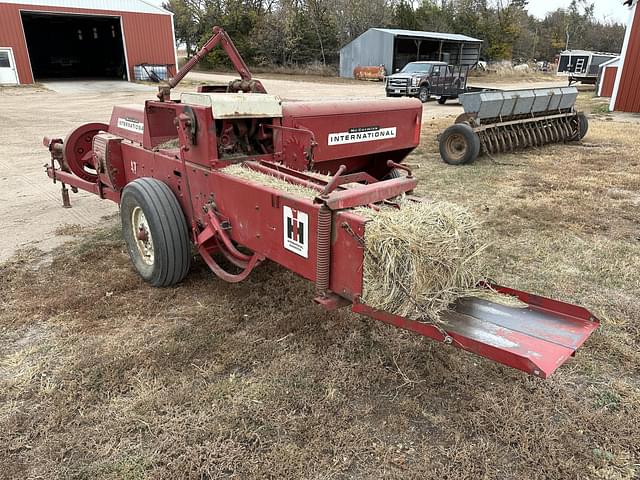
left=1, top=109, right=639, bottom=478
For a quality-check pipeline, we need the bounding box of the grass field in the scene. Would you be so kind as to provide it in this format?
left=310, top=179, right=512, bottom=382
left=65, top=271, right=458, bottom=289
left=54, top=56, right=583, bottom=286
left=1, top=97, right=639, bottom=479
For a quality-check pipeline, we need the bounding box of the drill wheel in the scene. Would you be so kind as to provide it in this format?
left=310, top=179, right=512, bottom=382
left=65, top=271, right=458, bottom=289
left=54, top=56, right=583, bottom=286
left=439, top=123, right=481, bottom=165
left=63, top=122, right=109, bottom=183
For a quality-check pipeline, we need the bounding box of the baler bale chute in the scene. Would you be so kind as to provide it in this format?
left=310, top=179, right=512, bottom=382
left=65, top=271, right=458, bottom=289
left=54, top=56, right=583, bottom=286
left=42, top=27, right=599, bottom=379
left=439, top=87, right=589, bottom=165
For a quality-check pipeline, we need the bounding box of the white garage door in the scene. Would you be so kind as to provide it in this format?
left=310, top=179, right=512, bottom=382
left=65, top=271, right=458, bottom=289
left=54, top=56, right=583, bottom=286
left=0, top=48, right=19, bottom=85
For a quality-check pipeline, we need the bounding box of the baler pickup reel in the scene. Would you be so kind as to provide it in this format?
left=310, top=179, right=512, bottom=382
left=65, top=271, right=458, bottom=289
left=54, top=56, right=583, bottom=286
left=41, top=26, right=598, bottom=380
left=439, top=87, right=589, bottom=164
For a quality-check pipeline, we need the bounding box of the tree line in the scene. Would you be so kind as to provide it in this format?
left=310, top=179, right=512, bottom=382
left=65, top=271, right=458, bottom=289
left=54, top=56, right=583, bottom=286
left=164, top=0, right=626, bottom=69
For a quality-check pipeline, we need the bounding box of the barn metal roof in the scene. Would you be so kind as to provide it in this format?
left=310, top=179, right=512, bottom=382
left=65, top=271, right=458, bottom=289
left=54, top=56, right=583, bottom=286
left=0, top=0, right=171, bottom=15
left=372, top=28, right=482, bottom=43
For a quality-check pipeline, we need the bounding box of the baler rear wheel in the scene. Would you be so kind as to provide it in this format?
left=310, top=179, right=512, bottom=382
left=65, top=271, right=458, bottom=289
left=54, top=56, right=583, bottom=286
left=439, top=124, right=480, bottom=165
left=120, top=178, right=191, bottom=287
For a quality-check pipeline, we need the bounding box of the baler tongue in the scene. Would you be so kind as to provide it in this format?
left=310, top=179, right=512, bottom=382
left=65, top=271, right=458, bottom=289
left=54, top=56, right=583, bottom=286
left=353, top=286, right=599, bottom=378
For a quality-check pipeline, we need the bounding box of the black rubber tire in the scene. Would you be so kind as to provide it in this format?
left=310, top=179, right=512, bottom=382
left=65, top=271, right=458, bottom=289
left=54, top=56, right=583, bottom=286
left=120, top=178, right=191, bottom=287
left=437, top=96, right=448, bottom=105
left=439, top=123, right=481, bottom=165
left=384, top=168, right=403, bottom=180
left=418, top=85, right=430, bottom=103
left=576, top=112, right=589, bottom=140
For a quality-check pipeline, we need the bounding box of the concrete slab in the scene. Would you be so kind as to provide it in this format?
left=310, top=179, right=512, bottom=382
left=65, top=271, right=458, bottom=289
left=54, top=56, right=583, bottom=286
left=40, top=79, right=155, bottom=94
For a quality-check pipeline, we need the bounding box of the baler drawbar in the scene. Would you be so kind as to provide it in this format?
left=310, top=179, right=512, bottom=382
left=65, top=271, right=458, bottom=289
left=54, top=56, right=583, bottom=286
left=43, top=27, right=598, bottom=379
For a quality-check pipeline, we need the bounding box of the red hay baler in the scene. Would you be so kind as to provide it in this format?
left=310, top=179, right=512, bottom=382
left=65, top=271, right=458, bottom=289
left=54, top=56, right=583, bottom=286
left=43, top=27, right=598, bottom=379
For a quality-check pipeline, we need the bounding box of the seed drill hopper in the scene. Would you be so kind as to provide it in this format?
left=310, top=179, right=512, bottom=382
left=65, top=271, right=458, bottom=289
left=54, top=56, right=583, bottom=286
left=439, top=87, right=589, bottom=164
left=42, top=27, right=598, bottom=379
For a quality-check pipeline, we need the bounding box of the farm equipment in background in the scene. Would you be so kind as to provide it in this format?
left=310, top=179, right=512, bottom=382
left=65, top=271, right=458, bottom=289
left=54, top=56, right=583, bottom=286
left=354, top=65, right=386, bottom=81
left=557, top=50, right=619, bottom=85
left=43, top=27, right=599, bottom=379
left=438, top=86, right=589, bottom=165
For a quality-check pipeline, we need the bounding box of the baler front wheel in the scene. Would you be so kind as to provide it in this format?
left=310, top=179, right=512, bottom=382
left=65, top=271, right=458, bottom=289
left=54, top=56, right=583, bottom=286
left=439, top=124, right=480, bottom=165
left=120, top=178, right=191, bottom=287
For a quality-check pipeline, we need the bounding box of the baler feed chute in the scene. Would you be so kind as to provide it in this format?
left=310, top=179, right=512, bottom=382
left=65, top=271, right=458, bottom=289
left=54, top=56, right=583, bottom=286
left=439, top=86, right=588, bottom=165
left=355, top=286, right=599, bottom=378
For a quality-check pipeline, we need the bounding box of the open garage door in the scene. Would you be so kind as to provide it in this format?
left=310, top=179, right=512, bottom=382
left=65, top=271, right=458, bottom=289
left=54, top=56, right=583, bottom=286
left=21, top=12, right=127, bottom=80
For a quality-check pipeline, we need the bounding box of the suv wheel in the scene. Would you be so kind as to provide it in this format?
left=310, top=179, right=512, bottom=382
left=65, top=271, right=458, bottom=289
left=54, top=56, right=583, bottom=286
left=418, top=85, right=430, bottom=103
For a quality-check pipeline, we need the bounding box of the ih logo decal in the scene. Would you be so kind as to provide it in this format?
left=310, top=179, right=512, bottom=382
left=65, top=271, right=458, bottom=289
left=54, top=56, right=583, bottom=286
left=283, top=206, right=309, bottom=258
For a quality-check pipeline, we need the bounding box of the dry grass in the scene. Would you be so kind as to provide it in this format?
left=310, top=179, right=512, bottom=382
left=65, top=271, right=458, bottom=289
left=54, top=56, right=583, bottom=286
left=1, top=93, right=639, bottom=479
left=468, top=68, right=554, bottom=83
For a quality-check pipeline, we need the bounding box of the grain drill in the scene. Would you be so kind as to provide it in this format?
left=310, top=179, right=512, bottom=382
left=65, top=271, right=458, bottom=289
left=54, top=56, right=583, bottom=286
left=439, top=87, right=589, bottom=164
left=43, top=27, right=598, bottom=378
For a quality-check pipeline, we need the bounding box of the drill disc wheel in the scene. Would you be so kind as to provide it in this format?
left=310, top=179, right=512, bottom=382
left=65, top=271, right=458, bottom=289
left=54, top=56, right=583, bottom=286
left=575, top=112, right=589, bottom=140
left=63, top=122, right=108, bottom=183
left=439, top=124, right=480, bottom=165
left=120, top=178, right=191, bottom=287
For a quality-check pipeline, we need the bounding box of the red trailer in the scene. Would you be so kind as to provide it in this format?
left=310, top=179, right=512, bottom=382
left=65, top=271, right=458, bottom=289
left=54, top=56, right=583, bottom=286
left=43, top=27, right=599, bottom=379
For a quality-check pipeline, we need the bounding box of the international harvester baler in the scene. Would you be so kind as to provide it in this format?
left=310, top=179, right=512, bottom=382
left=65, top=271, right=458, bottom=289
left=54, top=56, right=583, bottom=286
left=43, top=27, right=599, bottom=379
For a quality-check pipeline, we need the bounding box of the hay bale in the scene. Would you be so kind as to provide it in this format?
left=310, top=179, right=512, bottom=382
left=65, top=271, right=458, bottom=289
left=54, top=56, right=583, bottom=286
left=358, top=199, right=488, bottom=321
left=222, top=164, right=319, bottom=199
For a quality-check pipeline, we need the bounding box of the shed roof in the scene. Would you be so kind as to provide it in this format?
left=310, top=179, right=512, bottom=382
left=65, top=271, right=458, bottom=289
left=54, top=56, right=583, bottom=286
left=372, top=28, right=482, bottom=43
left=560, top=49, right=619, bottom=56
left=0, top=0, right=171, bottom=15
left=599, top=56, right=621, bottom=67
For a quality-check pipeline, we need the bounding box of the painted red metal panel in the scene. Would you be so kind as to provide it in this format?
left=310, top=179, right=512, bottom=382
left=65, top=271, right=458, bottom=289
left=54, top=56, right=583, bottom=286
left=0, top=3, right=175, bottom=84
left=281, top=99, right=422, bottom=177
left=0, top=4, right=33, bottom=83
left=600, top=66, right=617, bottom=97
left=120, top=12, right=176, bottom=80
left=616, top=5, right=640, bottom=112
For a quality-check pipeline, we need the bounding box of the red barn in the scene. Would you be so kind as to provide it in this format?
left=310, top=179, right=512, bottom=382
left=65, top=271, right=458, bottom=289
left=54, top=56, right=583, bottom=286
left=597, top=57, right=620, bottom=97
left=0, top=0, right=177, bottom=85
left=611, top=0, right=640, bottom=111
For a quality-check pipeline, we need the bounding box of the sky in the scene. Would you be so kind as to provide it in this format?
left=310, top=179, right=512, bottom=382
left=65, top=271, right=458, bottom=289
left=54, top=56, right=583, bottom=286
left=527, top=0, right=630, bottom=24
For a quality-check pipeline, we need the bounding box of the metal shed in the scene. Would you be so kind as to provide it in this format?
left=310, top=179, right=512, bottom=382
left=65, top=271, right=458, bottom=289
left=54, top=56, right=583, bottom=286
left=339, top=28, right=482, bottom=79
left=0, top=0, right=177, bottom=85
